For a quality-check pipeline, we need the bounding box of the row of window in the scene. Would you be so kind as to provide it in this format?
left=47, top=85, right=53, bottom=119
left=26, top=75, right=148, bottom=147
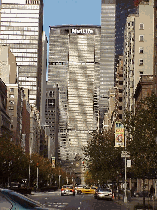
left=26, top=0, right=40, bottom=5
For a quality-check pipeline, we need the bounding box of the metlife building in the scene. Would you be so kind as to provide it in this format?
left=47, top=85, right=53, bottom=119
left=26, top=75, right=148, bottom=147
left=48, top=25, right=101, bottom=166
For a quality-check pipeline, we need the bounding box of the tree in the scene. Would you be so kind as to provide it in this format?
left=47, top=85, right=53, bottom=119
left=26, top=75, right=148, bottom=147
left=124, top=93, right=157, bottom=207
left=84, top=170, right=95, bottom=186
left=0, top=133, right=54, bottom=188
left=83, top=129, right=124, bottom=186
left=29, top=153, right=53, bottom=187
left=0, top=133, right=29, bottom=186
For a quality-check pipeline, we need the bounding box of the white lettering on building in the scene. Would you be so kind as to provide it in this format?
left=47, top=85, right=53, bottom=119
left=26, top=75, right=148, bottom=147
left=72, top=28, right=94, bottom=34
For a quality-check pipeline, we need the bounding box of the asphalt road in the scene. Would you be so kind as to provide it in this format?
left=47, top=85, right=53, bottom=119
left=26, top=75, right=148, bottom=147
left=28, top=190, right=127, bottom=210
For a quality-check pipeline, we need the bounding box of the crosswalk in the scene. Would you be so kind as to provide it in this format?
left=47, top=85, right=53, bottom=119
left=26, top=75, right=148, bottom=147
left=42, top=202, right=69, bottom=209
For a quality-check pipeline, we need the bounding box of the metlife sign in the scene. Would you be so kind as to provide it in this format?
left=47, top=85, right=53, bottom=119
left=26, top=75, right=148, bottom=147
left=71, top=28, right=94, bottom=34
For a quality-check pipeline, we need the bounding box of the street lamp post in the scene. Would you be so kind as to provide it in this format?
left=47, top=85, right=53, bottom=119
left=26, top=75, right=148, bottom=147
left=37, top=163, right=39, bottom=190
left=59, top=175, right=61, bottom=189
left=124, top=132, right=127, bottom=203
left=28, top=144, right=32, bottom=188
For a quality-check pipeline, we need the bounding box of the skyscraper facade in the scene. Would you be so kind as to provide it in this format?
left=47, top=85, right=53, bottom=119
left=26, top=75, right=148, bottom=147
left=99, top=0, right=116, bottom=128
left=0, top=0, right=43, bottom=109
left=48, top=25, right=101, bottom=165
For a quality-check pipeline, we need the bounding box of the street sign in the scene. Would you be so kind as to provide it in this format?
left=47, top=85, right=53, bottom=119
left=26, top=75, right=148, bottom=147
left=127, top=160, right=131, bottom=167
left=121, top=154, right=130, bottom=158
left=121, top=151, right=130, bottom=158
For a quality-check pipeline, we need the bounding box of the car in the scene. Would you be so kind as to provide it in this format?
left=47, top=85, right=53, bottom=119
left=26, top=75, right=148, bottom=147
left=94, top=188, right=112, bottom=200
left=134, top=190, right=149, bottom=197
left=75, top=185, right=86, bottom=194
left=81, top=186, right=98, bottom=194
left=0, top=188, right=48, bottom=209
left=61, top=185, right=75, bottom=196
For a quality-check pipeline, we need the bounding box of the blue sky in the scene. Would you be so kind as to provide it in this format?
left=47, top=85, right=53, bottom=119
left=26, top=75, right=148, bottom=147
left=43, top=0, right=101, bottom=40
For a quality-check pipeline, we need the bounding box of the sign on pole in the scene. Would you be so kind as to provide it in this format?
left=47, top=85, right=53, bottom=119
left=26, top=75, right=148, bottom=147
left=127, top=160, right=131, bottom=167
left=115, top=122, right=124, bottom=147
left=121, top=151, right=130, bottom=158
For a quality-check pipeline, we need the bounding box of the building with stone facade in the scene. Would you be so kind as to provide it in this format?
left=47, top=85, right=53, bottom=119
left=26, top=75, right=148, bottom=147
left=0, top=78, right=10, bottom=136
left=45, top=85, right=59, bottom=160
left=0, top=46, right=17, bottom=84
left=134, top=75, right=154, bottom=105
left=6, top=84, right=21, bottom=144
left=0, top=45, right=21, bottom=144
left=123, top=0, right=155, bottom=112
left=21, top=88, right=31, bottom=154
left=115, top=55, right=124, bottom=121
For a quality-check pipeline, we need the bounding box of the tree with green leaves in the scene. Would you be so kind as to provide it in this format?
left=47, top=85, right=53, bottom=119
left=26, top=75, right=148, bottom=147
left=83, top=129, right=124, bottom=186
left=0, top=133, right=29, bottom=186
left=123, top=93, right=157, bottom=207
left=0, top=133, right=55, bottom=188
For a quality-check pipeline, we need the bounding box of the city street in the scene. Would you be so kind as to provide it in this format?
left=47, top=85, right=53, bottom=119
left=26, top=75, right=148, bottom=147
left=28, top=190, right=127, bottom=210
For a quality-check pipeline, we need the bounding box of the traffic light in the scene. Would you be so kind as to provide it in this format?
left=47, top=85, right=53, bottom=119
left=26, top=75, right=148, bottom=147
left=36, top=162, right=39, bottom=167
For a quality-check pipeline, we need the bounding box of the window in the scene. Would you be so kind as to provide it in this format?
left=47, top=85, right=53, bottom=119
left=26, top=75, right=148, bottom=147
left=139, top=23, right=144, bottom=30
left=9, top=100, right=14, bottom=105
left=48, top=99, right=55, bottom=107
left=49, top=91, right=54, bottom=97
left=139, top=35, right=144, bottom=42
left=119, top=114, right=122, bottom=119
left=139, top=59, right=143, bottom=66
left=10, top=88, right=14, bottom=92
left=139, top=47, right=143, bottom=54
left=9, top=94, right=14, bottom=99
left=9, top=106, right=14, bottom=110
left=140, top=71, right=143, bottom=75
left=119, top=97, right=122, bottom=102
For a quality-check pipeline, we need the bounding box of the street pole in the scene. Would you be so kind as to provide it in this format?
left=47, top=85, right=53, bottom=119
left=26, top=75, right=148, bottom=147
left=59, top=175, right=61, bottom=189
left=37, top=164, right=39, bottom=190
left=29, top=149, right=31, bottom=188
left=29, top=162, right=30, bottom=188
left=124, top=131, right=127, bottom=203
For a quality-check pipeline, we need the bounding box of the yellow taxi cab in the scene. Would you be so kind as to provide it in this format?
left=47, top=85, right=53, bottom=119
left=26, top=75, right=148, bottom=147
left=61, top=185, right=75, bottom=196
left=79, top=186, right=98, bottom=194
left=75, top=185, right=86, bottom=194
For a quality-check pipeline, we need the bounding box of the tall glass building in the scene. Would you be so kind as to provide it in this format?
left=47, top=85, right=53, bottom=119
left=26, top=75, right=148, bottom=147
left=0, top=0, right=43, bottom=109
left=48, top=26, right=101, bottom=165
left=99, top=0, right=116, bottom=128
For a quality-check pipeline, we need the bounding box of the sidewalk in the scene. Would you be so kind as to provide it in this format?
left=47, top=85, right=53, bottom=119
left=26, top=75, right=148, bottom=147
left=114, top=196, right=157, bottom=210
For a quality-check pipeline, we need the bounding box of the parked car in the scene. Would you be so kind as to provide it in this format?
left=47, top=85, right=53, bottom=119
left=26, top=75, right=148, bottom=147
left=94, top=188, right=112, bottom=200
left=0, top=188, right=48, bottom=210
left=61, top=185, right=75, bottom=196
left=134, top=190, right=149, bottom=197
